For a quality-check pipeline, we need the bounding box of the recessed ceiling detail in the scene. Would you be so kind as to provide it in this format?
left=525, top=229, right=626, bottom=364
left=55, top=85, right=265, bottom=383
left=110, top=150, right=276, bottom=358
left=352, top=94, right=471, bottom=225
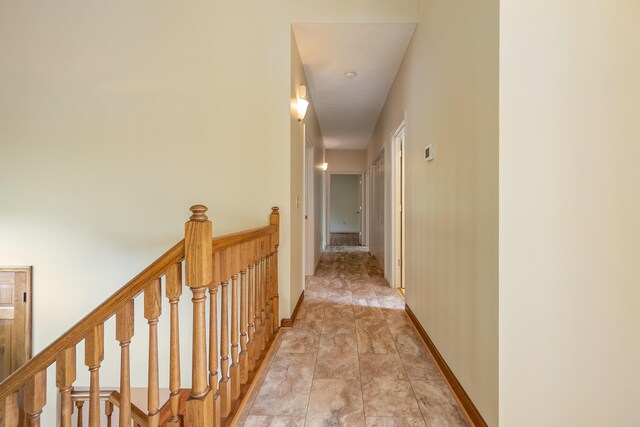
left=344, top=70, right=358, bottom=79
left=293, top=23, right=416, bottom=150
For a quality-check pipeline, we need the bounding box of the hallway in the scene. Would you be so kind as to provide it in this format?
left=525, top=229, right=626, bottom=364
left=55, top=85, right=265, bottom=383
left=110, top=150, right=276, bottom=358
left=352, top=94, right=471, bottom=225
left=237, top=246, right=468, bottom=426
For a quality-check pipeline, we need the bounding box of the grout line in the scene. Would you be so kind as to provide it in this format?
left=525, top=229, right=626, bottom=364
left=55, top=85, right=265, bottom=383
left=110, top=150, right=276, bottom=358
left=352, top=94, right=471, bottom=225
left=303, top=254, right=329, bottom=426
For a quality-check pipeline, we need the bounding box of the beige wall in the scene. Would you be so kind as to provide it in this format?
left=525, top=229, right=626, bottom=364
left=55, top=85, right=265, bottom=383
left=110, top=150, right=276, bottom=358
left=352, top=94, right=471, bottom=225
left=367, top=0, right=499, bottom=424
left=291, top=31, right=325, bottom=304
left=500, top=1, right=640, bottom=425
left=326, top=149, right=367, bottom=172
left=0, top=1, right=420, bottom=422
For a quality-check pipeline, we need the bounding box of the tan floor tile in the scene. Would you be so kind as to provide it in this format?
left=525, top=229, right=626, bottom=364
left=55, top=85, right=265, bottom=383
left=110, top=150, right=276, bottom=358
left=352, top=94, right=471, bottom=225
left=411, top=380, right=469, bottom=426
left=243, top=415, right=306, bottom=426
left=297, top=301, right=326, bottom=321
left=315, top=353, right=360, bottom=379
left=359, top=354, right=407, bottom=383
left=354, top=305, right=385, bottom=320
left=306, top=378, right=365, bottom=426
left=250, top=353, right=316, bottom=416
left=366, top=417, right=427, bottom=427
left=239, top=247, right=467, bottom=426
left=357, top=328, right=397, bottom=354
left=318, top=332, right=358, bottom=355
left=278, top=328, right=320, bottom=353
left=361, top=377, right=422, bottom=418
left=322, top=317, right=357, bottom=333
left=399, top=353, right=442, bottom=382
left=394, top=333, right=428, bottom=356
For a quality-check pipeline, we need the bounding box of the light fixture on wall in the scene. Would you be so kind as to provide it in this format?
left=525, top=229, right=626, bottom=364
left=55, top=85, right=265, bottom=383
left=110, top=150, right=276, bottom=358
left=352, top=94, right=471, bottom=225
left=297, top=85, right=309, bottom=121
left=322, top=162, right=328, bottom=172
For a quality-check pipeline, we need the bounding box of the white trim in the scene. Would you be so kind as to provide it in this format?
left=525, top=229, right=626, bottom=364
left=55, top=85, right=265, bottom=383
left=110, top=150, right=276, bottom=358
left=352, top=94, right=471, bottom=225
left=304, top=134, right=315, bottom=277
left=390, top=121, right=406, bottom=291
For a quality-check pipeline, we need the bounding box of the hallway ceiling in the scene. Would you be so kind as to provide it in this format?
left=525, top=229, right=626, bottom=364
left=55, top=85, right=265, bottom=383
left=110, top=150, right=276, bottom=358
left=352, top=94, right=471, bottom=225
left=293, top=23, right=416, bottom=150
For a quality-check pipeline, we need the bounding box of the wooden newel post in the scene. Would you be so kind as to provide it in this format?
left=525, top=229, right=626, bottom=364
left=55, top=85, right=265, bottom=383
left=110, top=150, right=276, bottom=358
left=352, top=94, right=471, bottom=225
left=270, top=207, right=280, bottom=332
left=184, top=205, right=214, bottom=426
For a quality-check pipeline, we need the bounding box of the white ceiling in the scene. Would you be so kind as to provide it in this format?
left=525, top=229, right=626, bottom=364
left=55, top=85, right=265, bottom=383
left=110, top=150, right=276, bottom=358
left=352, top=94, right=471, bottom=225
left=293, top=23, right=416, bottom=150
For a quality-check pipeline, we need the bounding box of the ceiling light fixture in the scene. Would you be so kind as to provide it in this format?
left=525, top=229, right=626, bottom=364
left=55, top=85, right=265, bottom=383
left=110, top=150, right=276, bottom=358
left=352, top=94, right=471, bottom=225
left=344, top=70, right=358, bottom=79
left=297, top=85, right=309, bottom=121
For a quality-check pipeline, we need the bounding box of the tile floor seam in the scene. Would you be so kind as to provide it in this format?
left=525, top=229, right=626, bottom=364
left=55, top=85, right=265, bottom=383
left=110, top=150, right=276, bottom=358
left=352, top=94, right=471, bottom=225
left=303, top=279, right=326, bottom=427
left=356, top=257, right=369, bottom=424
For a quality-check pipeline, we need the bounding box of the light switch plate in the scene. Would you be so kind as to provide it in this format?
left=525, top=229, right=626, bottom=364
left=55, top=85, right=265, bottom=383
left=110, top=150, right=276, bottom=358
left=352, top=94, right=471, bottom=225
left=425, top=144, right=434, bottom=161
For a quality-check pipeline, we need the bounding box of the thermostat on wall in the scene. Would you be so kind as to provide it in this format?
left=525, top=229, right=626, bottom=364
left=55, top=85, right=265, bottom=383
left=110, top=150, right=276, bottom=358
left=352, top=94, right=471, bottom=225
left=424, top=144, right=435, bottom=161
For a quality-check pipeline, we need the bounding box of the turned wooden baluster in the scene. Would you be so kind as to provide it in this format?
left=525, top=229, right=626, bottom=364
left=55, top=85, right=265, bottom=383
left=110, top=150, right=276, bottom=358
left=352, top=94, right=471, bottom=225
left=258, top=237, right=267, bottom=352
left=267, top=236, right=275, bottom=338
left=104, top=401, right=113, bottom=427
left=262, top=236, right=270, bottom=345
left=264, top=236, right=273, bottom=341
left=166, top=263, right=184, bottom=427
left=254, top=238, right=264, bottom=357
left=219, top=248, right=231, bottom=417
left=263, top=238, right=271, bottom=343
left=230, top=245, right=241, bottom=400
left=184, top=205, right=214, bottom=425
left=270, top=207, right=280, bottom=332
left=76, top=401, right=84, bottom=427
left=116, top=300, right=134, bottom=427
left=2, top=390, right=20, bottom=427
left=247, top=240, right=257, bottom=370
left=25, top=370, right=46, bottom=426
left=56, top=347, right=76, bottom=427
left=145, top=279, right=162, bottom=427
left=209, top=252, right=222, bottom=427
left=85, top=323, right=104, bottom=427
left=239, top=242, right=249, bottom=384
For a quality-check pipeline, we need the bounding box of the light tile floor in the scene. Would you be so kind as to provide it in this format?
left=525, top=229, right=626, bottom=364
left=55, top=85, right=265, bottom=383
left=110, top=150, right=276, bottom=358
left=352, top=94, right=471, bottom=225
left=237, top=246, right=469, bottom=427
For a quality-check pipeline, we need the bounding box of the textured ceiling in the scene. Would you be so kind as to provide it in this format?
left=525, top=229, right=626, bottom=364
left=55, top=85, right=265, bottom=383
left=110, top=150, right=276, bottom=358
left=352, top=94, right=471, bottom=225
left=293, top=23, right=416, bottom=150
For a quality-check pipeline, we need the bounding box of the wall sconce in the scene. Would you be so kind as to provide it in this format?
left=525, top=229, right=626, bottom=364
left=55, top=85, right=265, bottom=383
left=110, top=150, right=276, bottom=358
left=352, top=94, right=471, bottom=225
left=297, top=85, right=309, bottom=121
left=322, top=162, right=328, bottom=172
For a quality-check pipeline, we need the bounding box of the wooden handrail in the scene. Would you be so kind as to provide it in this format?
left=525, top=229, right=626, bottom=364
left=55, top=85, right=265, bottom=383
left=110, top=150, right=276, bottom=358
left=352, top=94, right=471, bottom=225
left=109, top=390, right=149, bottom=426
left=0, top=205, right=281, bottom=427
left=212, top=224, right=277, bottom=252
left=0, top=224, right=275, bottom=400
left=0, top=239, right=186, bottom=400
left=70, top=388, right=148, bottom=426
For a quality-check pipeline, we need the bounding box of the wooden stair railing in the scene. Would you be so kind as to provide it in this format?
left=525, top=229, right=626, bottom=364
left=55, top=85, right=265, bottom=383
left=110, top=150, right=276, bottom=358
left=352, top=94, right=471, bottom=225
left=70, top=388, right=148, bottom=427
left=0, top=205, right=281, bottom=426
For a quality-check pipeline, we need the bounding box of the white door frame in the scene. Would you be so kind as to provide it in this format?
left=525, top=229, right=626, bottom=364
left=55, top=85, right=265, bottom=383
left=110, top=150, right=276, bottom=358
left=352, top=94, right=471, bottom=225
left=326, top=172, right=365, bottom=245
left=391, top=121, right=406, bottom=290
left=304, top=131, right=315, bottom=276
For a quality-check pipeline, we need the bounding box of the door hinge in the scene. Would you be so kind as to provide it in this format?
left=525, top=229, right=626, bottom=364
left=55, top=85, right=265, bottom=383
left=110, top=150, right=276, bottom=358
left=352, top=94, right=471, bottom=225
left=397, top=259, right=401, bottom=267
left=23, top=292, right=27, bottom=303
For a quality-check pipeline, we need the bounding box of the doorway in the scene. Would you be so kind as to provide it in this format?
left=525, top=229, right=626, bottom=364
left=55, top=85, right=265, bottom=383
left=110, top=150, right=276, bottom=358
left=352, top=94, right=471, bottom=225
left=328, top=174, right=363, bottom=246
left=370, top=151, right=385, bottom=270
left=392, top=123, right=406, bottom=293
left=0, top=267, right=32, bottom=382
left=304, top=133, right=315, bottom=276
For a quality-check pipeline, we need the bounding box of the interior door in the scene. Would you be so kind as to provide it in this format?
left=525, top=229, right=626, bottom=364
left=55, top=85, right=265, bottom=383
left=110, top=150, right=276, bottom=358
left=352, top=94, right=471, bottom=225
left=372, top=152, right=385, bottom=269
left=0, top=267, right=32, bottom=382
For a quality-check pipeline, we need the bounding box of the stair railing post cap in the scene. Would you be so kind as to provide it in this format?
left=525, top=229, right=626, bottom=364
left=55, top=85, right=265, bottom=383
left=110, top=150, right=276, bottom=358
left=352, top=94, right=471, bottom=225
left=271, top=207, right=279, bottom=214
left=189, top=205, right=209, bottom=222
